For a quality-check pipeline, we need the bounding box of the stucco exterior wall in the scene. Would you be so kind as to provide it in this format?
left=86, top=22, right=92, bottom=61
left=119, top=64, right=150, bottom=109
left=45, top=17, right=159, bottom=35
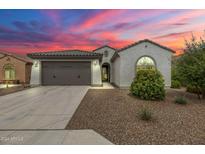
left=30, top=60, right=41, bottom=85
left=91, top=59, right=102, bottom=86
left=94, top=47, right=116, bottom=82
left=25, top=64, right=33, bottom=83
left=30, top=59, right=102, bottom=86
left=112, top=56, right=120, bottom=87
left=117, top=42, right=172, bottom=87
left=0, top=55, right=27, bottom=83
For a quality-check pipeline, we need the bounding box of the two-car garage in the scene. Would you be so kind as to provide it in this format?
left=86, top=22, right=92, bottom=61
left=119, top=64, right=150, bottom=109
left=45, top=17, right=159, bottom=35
left=28, top=50, right=103, bottom=86
left=41, top=61, right=91, bottom=85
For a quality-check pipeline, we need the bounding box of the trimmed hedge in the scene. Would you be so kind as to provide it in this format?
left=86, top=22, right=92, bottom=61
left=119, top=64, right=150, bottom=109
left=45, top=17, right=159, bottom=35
left=130, top=69, right=165, bottom=100
left=171, top=80, right=181, bottom=89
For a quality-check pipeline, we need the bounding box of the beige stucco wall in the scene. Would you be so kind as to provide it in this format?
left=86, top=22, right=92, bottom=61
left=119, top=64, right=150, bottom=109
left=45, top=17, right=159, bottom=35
left=93, top=47, right=116, bottom=82
left=0, top=55, right=28, bottom=83
left=25, top=63, right=33, bottom=83
left=116, top=42, right=172, bottom=88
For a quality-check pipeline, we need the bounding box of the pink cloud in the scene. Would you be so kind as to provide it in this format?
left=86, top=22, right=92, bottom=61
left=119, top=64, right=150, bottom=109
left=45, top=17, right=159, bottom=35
left=154, top=31, right=192, bottom=40
left=78, top=10, right=126, bottom=30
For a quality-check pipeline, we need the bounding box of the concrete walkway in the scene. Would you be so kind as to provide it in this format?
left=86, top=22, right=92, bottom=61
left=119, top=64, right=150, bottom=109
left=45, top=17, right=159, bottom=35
left=90, top=82, right=115, bottom=89
left=0, top=130, right=112, bottom=145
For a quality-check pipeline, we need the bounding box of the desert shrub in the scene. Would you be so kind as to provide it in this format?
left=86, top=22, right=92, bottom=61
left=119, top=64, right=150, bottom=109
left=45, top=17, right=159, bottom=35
left=171, top=80, right=181, bottom=89
left=130, top=69, right=165, bottom=100
left=186, top=84, right=202, bottom=94
left=176, top=34, right=205, bottom=99
left=171, top=61, right=183, bottom=84
left=175, top=96, right=187, bottom=105
left=138, top=107, right=152, bottom=121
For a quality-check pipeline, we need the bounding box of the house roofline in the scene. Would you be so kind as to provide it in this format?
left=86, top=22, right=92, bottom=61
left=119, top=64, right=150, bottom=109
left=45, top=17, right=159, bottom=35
left=27, top=55, right=103, bottom=60
left=27, top=49, right=103, bottom=60
left=118, top=39, right=175, bottom=53
left=111, top=52, right=120, bottom=62
left=28, top=49, right=92, bottom=55
left=0, top=52, right=33, bottom=64
left=111, top=39, right=175, bottom=62
left=93, top=45, right=116, bottom=52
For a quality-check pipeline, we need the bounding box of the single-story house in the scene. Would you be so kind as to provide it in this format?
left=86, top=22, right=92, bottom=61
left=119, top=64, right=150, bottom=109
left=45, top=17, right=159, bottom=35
left=28, top=39, right=174, bottom=87
left=0, top=52, right=33, bottom=84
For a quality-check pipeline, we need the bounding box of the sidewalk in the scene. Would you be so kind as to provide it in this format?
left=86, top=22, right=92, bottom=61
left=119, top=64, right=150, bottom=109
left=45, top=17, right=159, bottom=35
left=0, top=129, right=113, bottom=145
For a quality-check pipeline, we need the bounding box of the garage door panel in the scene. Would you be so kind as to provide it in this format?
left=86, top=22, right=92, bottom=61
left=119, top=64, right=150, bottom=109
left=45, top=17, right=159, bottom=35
left=42, top=61, right=91, bottom=85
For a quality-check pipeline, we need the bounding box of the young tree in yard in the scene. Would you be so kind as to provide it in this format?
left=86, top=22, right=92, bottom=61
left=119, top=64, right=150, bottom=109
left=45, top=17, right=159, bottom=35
left=177, top=34, right=205, bottom=99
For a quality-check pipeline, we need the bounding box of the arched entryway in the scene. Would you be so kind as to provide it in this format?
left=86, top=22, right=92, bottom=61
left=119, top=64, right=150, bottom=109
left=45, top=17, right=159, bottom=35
left=102, top=63, right=110, bottom=82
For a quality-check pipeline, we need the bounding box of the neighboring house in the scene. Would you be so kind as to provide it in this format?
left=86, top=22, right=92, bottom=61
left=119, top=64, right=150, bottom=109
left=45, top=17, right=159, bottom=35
left=0, top=52, right=33, bottom=84
left=28, top=39, right=174, bottom=87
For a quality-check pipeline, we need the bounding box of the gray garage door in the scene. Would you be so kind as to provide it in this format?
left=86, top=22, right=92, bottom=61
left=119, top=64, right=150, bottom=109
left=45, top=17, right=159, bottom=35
left=42, top=61, right=91, bottom=85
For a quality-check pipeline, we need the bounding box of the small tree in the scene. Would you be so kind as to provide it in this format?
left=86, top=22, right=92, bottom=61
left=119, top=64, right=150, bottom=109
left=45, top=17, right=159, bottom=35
left=177, top=34, right=205, bottom=99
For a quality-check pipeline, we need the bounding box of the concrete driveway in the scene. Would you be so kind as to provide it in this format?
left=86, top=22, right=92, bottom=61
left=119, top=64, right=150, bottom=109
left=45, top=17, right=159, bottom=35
left=0, top=86, right=113, bottom=144
left=0, top=86, right=89, bottom=129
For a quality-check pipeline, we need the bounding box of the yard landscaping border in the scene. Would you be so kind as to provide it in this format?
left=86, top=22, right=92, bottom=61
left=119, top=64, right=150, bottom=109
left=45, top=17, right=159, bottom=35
left=66, top=89, right=205, bottom=144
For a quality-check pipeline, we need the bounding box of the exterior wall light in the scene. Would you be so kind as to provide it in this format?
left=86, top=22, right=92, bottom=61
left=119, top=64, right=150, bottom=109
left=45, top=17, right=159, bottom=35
left=93, top=60, right=98, bottom=65
left=34, top=61, right=39, bottom=67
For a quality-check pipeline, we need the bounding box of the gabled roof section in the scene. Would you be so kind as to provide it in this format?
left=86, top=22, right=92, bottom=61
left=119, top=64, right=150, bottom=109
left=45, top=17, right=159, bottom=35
left=111, top=52, right=120, bottom=62
left=0, top=51, right=33, bottom=64
left=28, top=49, right=103, bottom=60
left=93, top=45, right=116, bottom=52
left=111, top=39, right=175, bottom=62
left=118, top=39, right=175, bottom=53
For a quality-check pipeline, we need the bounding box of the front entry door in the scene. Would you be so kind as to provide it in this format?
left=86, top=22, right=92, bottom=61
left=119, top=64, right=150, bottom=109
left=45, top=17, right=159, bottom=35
left=102, top=64, right=110, bottom=82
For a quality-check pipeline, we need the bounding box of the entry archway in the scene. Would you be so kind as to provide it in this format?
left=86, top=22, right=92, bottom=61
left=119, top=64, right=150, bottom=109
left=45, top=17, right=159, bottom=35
left=102, top=63, right=110, bottom=82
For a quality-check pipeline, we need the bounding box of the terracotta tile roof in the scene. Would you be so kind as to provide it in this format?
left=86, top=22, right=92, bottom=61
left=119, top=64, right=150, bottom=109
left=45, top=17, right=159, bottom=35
left=28, top=49, right=103, bottom=59
left=0, top=51, right=33, bottom=64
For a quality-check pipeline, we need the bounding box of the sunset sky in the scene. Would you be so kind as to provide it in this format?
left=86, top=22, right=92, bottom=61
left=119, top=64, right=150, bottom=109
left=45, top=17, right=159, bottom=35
left=0, top=9, right=205, bottom=55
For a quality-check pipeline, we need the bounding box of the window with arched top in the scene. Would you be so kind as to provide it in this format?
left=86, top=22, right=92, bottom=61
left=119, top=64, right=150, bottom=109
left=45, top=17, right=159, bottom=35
left=4, top=64, right=15, bottom=80
left=136, top=56, right=156, bottom=71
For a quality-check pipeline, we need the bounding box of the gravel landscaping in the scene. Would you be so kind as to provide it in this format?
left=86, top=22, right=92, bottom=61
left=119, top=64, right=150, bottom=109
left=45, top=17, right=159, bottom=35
left=66, top=89, right=205, bottom=144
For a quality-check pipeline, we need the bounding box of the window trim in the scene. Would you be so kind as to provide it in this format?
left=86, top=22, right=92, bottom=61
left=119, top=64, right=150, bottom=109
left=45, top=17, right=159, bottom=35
left=3, top=64, right=16, bottom=80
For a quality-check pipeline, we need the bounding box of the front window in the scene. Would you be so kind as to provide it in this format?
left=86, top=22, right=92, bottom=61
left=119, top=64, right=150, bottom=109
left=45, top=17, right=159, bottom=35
left=136, top=56, right=156, bottom=71
left=4, top=64, right=15, bottom=80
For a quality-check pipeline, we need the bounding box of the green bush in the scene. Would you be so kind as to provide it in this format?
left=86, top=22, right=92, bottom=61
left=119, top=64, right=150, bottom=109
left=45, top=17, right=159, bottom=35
left=171, top=80, right=181, bottom=89
left=176, top=34, right=205, bottom=99
left=187, top=84, right=202, bottom=94
left=130, top=69, right=165, bottom=100
left=138, top=107, right=152, bottom=121
left=174, top=96, right=187, bottom=105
